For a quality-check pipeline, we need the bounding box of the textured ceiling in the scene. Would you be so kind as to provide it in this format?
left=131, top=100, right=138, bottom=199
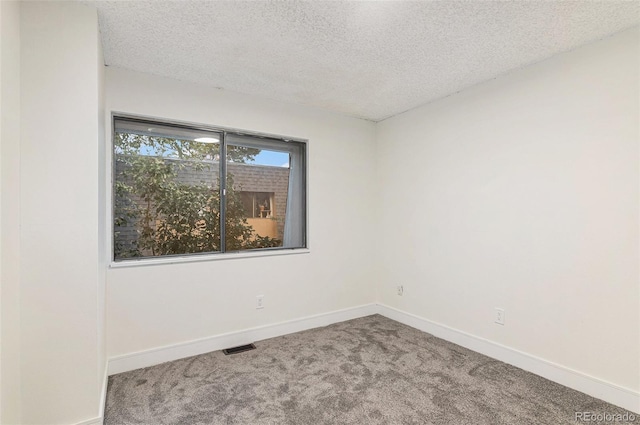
left=91, top=1, right=639, bottom=122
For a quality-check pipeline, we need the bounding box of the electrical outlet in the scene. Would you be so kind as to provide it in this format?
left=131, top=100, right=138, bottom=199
left=495, top=308, right=505, bottom=325
left=397, top=285, right=404, bottom=296
left=256, top=295, right=264, bottom=309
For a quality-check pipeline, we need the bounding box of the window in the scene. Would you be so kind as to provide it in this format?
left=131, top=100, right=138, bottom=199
left=240, top=192, right=274, bottom=219
left=112, top=116, right=306, bottom=262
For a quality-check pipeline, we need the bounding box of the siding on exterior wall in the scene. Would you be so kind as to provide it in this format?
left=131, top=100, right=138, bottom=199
left=228, top=162, right=290, bottom=238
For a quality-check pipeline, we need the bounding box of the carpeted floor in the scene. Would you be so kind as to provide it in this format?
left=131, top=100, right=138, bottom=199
left=105, top=315, right=634, bottom=424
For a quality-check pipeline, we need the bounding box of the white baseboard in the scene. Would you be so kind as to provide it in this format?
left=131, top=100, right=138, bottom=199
left=73, top=364, right=108, bottom=425
left=74, top=417, right=102, bottom=425
left=107, top=303, right=378, bottom=376
left=98, top=363, right=108, bottom=424
left=377, top=304, right=640, bottom=414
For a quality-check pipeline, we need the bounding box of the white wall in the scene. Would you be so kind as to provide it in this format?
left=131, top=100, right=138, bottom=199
left=0, top=1, right=22, bottom=423
left=97, top=17, right=107, bottom=413
left=20, top=2, right=104, bottom=423
left=105, top=68, right=377, bottom=358
left=376, top=26, right=639, bottom=394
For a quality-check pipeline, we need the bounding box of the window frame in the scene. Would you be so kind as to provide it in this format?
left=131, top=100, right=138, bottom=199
left=108, top=113, right=309, bottom=267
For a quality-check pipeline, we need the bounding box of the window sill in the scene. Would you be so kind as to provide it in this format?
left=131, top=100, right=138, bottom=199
left=109, top=248, right=310, bottom=269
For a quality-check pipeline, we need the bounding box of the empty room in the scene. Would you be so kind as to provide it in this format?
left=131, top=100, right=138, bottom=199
left=0, top=1, right=638, bottom=424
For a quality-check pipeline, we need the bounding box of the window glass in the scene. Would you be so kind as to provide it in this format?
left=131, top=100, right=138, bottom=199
left=113, top=117, right=306, bottom=262
left=226, top=144, right=291, bottom=251
left=113, top=120, right=222, bottom=260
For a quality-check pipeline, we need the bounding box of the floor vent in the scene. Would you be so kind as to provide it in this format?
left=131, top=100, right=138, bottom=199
left=222, top=343, right=256, bottom=355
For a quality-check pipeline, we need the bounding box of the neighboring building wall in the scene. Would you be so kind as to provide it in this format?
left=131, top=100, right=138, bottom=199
left=228, top=162, right=290, bottom=239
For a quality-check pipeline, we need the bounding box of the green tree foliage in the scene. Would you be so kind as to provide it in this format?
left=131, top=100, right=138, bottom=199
left=114, top=133, right=281, bottom=259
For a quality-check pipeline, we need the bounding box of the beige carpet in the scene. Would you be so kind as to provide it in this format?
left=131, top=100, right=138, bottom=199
left=105, top=315, right=634, bottom=424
